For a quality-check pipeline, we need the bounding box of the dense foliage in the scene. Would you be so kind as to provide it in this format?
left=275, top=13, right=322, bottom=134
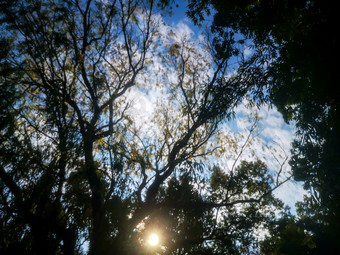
left=0, top=0, right=291, bottom=254
left=187, top=0, right=340, bottom=253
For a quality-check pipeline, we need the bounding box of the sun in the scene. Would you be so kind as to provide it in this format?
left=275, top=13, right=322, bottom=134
left=148, top=233, right=159, bottom=246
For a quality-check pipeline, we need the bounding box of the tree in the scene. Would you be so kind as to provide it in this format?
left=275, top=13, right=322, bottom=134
left=1, top=0, right=289, bottom=254
left=187, top=0, right=340, bottom=252
left=260, top=212, right=316, bottom=255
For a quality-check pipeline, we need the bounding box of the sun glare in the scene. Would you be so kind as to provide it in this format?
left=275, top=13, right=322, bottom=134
left=148, top=233, right=159, bottom=246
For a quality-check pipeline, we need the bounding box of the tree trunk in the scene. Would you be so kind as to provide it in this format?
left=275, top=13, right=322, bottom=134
left=83, top=135, right=111, bottom=255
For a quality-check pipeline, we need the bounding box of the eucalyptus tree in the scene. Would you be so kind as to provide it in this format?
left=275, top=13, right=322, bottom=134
left=1, top=0, right=289, bottom=254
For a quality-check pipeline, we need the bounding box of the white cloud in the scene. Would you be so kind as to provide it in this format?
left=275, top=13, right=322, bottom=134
left=230, top=102, right=306, bottom=212
left=243, top=46, right=253, bottom=57
left=175, top=21, right=193, bottom=38
left=127, top=14, right=305, bottom=214
left=273, top=180, right=306, bottom=214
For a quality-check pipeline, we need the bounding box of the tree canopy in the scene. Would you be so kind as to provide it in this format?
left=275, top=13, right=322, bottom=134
left=0, top=0, right=293, bottom=254
left=187, top=0, right=340, bottom=253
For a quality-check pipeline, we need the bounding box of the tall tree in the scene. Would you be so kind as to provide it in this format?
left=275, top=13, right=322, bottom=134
left=187, top=0, right=340, bottom=252
left=1, top=0, right=289, bottom=254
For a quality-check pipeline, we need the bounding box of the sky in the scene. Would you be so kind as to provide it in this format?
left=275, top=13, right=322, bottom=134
left=129, top=0, right=307, bottom=214
left=79, top=2, right=307, bottom=252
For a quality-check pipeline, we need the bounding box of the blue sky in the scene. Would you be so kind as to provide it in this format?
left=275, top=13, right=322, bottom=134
left=153, top=0, right=306, bottom=214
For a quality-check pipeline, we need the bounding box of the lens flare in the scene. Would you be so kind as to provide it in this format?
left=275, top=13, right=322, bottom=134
left=148, top=233, right=159, bottom=246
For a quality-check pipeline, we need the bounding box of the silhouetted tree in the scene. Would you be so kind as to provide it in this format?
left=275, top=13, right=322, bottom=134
left=1, top=0, right=290, bottom=254
left=260, top=212, right=317, bottom=255
left=187, top=0, right=340, bottom=252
